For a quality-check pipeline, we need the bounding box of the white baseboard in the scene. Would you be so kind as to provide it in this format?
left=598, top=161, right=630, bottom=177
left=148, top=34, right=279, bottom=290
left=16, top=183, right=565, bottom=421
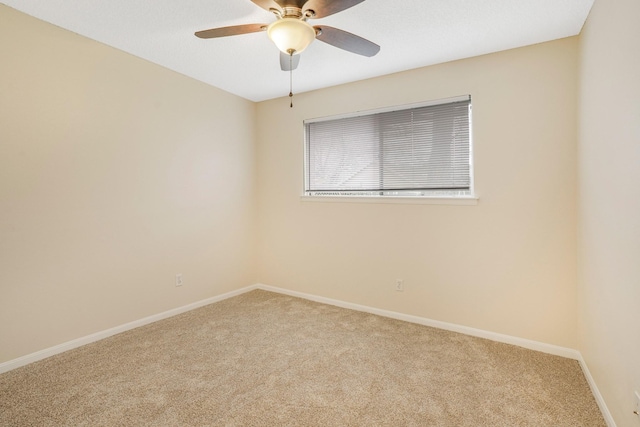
left=0, top=282, right=615, bottom=426
left=255, top=283, right=580, bottom=359
left=0, top=285, right=258, bottom=374
left=577, top=355, right=617, bottom=427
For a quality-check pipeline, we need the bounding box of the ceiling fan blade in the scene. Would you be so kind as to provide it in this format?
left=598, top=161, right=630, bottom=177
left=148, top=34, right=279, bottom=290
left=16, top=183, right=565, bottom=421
left=252, top=0, right=308, bottom=12
left=314, top=25, right=380, bottom=57
left=277, top=0, right=309, bottom=8
left=280, top=52, right=301, bottom=71
left=304, top=0, right=366, bottom=18
left=195, top=23, right=267, bottom=39
left=250, top=0, right=282, bottom=12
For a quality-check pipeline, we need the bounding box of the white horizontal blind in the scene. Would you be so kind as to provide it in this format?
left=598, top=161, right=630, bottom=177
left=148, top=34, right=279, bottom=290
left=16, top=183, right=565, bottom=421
left=304, top=97, right=471, bottom=196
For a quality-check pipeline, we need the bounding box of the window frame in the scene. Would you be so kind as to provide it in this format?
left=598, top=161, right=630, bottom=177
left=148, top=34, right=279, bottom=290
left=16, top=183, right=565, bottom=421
left=302, top=95, right=476, bottom=203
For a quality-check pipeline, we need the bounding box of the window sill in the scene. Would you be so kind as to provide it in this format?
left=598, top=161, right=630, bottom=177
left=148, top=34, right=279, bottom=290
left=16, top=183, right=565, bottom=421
left=299, top=195, right=478, bottom=205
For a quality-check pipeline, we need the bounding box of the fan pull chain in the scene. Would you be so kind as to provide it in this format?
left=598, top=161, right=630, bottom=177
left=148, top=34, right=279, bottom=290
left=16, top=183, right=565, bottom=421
left=289, top=51, right=294, bottom=108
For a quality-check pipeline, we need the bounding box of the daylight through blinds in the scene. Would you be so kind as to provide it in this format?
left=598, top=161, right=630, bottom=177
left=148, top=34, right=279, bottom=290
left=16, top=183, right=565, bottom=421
left=304, top=97, right=471, bottom=196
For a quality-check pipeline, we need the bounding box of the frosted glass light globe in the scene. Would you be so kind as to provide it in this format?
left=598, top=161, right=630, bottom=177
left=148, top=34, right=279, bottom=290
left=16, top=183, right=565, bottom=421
left=267, top=18, right=316, bottom=55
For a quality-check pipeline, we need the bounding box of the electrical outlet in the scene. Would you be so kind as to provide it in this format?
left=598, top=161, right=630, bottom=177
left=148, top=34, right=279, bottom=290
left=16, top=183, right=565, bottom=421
left=175, top=274, right=183, bottom=287
left=634, top=390, right=640, bottom=417
left=396, top=279, right=404, bottom=292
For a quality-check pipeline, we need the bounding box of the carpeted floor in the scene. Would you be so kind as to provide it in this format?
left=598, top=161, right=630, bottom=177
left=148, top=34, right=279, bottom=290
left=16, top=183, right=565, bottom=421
left=0, top=290, right=605, bottom=426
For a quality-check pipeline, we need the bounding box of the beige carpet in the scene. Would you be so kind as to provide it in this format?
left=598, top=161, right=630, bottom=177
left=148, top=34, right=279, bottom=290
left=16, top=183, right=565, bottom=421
left=0, top=290, right=605, bottom=426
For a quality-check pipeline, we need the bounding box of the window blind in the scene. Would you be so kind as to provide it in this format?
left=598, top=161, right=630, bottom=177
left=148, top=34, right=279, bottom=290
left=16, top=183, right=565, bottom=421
left=304, top=97, right=472, bottom=196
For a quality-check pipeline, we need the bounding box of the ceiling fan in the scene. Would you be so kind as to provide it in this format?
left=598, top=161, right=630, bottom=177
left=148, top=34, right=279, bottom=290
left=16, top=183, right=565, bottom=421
left=195, top=0, right=380, bottom=72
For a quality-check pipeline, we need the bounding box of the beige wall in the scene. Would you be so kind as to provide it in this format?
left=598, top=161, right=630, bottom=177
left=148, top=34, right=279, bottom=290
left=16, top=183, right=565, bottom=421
left=257, top=38, right=579, bottom=348
left=0, top=6, right=257, bottom=364
left=578, top=0, right=640, bottom=425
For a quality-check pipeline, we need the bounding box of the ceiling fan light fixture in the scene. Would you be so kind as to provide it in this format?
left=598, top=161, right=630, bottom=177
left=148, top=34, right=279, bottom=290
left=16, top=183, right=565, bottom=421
left=267, top=18, right=316, bottom=55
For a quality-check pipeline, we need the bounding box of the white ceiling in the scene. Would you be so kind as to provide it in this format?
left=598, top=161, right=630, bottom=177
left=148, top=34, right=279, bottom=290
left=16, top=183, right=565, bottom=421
left=4, top=0, right=594, bottom=102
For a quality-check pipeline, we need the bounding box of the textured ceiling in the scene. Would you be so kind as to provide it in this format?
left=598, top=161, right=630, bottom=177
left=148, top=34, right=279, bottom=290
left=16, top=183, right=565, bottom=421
left=4, top=0, right=594, bottom=102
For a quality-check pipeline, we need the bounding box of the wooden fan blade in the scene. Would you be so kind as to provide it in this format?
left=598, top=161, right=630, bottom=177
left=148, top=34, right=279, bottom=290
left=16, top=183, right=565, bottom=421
left=276, top=0, right=309, bottom=8
left=304, top=0, right=366, bottom=18
left=314, top=25, right=380, bottom=57
left=253, top=0, right=319, bottom=13
left=250, top=0, right=282, bottom=12
left=280, top=52, right=301, bottom=71
left=195, top=23, right=267, bottom=39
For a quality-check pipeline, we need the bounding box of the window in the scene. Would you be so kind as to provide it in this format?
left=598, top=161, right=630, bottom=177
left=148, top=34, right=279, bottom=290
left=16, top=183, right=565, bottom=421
left=304, top=95, right=473, bottom=198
